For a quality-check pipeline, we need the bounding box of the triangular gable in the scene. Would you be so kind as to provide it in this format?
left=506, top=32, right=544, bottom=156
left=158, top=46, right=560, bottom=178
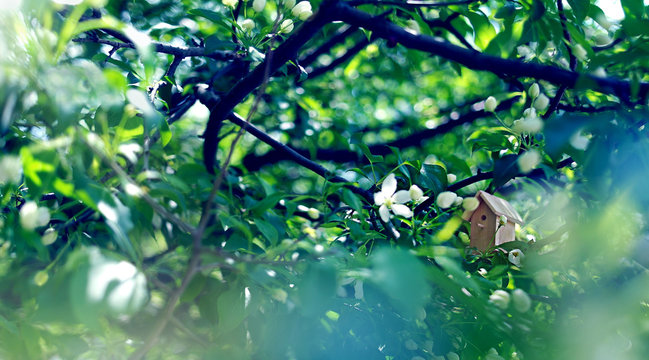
left=476, top=191, right=523, bottom=225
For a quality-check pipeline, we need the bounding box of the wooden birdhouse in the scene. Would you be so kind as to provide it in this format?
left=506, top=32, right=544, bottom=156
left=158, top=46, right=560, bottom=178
left=461, top=191, right=524, bottom=251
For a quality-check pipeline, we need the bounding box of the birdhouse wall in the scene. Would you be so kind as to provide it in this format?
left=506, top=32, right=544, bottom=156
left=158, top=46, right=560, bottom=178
left=495, top=222, right=516, bottom=246
left=469, top=202, right=497, bottom=251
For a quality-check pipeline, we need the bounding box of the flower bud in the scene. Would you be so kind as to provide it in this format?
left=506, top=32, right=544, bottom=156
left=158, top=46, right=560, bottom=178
left=0, top=155, right=22, bottom=185
left=307, top=207, right=320, bottom=220
left=533, top=93, right=549, bottom=111
left=508, top=249, right=524, bottom=266
left=280, top=19, right=294, bottom=33
left=405, top=19, right=420, bottom=35
left=20, top=201, right=50, bottom=231
left=409, top=185, right=424, bottom=201
left=34, top=270, right=49, bottom=287
left=534, top=269, right=553, bottom=287
left=453, top=196, right=463, bottom=207
left=240, top=19, right=255, bottom=31
left=484, top=96, right=498, bottom=112
left=41, top=228, right=58, bottom=246
left=291, top=1, right=313, bottom=21
left=252, top=0, right=266, bottom=12
left=528, top=83, right=540, bottom=99
left=447, top=173, right=457, bottom=183
left=436, top=191, right=457, bottom=209
left=518, top=149, right=541, bottom=173
left=462, top=197, right=479, bottom=211
left=489, top=289, right=510, bottom=309
left=222, top=0, right=238, bottom=9
left=498, top=215, right=507, bottom=226
left=284, top=0, right=296, bottom=8
left=512, top=288, right=532, bottom=312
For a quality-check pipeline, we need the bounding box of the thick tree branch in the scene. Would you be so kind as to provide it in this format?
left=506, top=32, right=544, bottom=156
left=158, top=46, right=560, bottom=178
left=242, top=96, right=520, bottom=170
left=195, top=87, right=373, bottom=202
left=334, top=3, right=649, bottom=102
left=202, top=0, right=340, bottom=172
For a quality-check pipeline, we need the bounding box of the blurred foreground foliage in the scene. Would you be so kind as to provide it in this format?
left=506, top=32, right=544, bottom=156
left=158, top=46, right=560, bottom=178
left=2, top=0, right=649, bottom=359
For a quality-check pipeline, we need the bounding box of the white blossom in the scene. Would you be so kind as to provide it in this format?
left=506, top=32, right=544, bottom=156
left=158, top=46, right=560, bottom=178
left=0, top=155, right=22, bottom=185
left=498, top=215, right=507, bottom=226
left=240, top=19, right=255, bottom=31
left=41, top=228, right=58, bottom=246
left=222, top=0, right=238, bottom=8
left=436, top=191, right=458, bottom=209
left=405, top=19, right=420, bottom=35
left=447, top=173, right=457, bottom=183
left=508, top=249, right=524, bottom=266
left=517, top=45, right=533, bottom=60
left=484, top=96, right=498, bottom=112
left=512, top=288, right=532, bottom=312
left=409, top=185, right=424, bottom=201
left=513, top=116, right=543, bottom=134
left=252, top=0, right=265, bottom=12
left=462, top=197, right=479, bottom=211
left=518, top=149, right=541, bottom=174
left=446, top=351, right=460, bottom=360
left=280, top=19, right=294, bottom=33
left=291, top=1, right=312, bottom=20
left=307, top=207, right=320, bottom=220
left=453, top=196, right=463, bottom=207
left=533, top=93, right=549, bottom=111
left=489, top=289, right=510, bottom=309
left=528, top=83, right=540, bottom=99
left=374, top=173, right=413, bottom=222
left=20, top=202, right=50, bottom=230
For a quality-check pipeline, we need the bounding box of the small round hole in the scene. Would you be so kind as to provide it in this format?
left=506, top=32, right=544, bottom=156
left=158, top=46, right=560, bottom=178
left=481, top=215, right=487, bottom=221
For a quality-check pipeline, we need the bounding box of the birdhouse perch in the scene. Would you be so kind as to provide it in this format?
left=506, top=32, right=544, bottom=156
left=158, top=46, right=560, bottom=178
left=461, top=191, right=524, bottom=251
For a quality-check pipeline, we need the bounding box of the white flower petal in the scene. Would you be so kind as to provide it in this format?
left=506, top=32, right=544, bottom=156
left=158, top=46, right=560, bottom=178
left=381, top=173, right=397, bottom=198
left=374, top=192, right=385, bottom=206
left=436, top=191, right=457, bottom=209
left=379, top=204, right=391, bottom=222
left=393, top=190, right=411, bottom=204
left=409, top=185, right=424, bottom=201
left=391, top=204, right=412, bottom=218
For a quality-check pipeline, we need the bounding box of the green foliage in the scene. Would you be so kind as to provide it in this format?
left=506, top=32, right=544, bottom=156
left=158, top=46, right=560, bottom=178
left=2, top=0, right=649, bottom=359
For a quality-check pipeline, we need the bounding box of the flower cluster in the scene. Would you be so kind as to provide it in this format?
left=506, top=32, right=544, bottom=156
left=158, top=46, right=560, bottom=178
left=374, top=173, right=425, bottom=222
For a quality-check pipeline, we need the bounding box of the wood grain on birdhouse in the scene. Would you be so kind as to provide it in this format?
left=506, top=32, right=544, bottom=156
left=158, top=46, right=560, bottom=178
left=461, top=191, right=523, bottom=251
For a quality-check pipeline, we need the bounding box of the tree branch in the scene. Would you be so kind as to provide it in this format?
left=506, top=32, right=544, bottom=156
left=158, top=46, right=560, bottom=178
left=72, top=37, right=236, bottom=61
left=346, top=0, right=480, bottom=7
left=334, top=3, right=649, bottom=102
left=242, top=96, right=520, bottom=170
left=195, top=86, right=373, bottom=202
left=299, top=25, right=359, bottom=68
left=306, top=35, right=372, bottom=79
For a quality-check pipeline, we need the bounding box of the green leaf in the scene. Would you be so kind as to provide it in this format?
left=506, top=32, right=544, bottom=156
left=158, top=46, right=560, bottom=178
left=255, top=219, right=279, bottom=245
left=297, top=262, right=337, bottom=316
left=419, top=164, right=447, bottom=194
left=216, top=285, right=246, bottom=333
left=342, top=188, right=364, bottom=214
left=464, top=11, right=496, bottom=50
left=568, top=0, right=590, bottom=22
left=249, top=192, right=285, bottom=217
left=492, top=154, right=519, bottom=189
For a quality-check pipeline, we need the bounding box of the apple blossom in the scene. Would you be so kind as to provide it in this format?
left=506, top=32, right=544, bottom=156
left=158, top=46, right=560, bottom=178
left=0, top=155, right=22, bottom=185
left=573, top=44, right=588, bottom=61
left=518, top=149, right=541, bottom=173
left=280, top=19, right=294, bottom=33
left=222, top=0, right=238, bottom=8
left=512, top=288, right=532, bottom=312
left=291, top=1, right=312, bottom=20
left=533, top=93, right=549, bottom=111
left=284, top=0, right=296, bottom=8
left=489, top=289, right=510, bottom=309
left=409, top=184, right=424, bottom=201
left=484, top=96, right=498, bottom=112
left=447, top=173, right=457, bottom=183
left=436, top=191, right=457, bottom=209
left=528, top=83, right=540, bottom=98
left=252, top=0, right=265, bottom=12
left=462, top=197, right=479, bottom=211
left=20, top=201, right=50, bottom=230
left=508, top=248, right=524, bottom=266
left=374, top=173, right=413, bottom=222
left=240, top=19, right=255, bottom=31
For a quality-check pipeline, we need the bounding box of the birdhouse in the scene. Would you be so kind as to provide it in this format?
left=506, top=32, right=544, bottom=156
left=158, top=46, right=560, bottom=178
left=461, top=191, right=524, bottom=251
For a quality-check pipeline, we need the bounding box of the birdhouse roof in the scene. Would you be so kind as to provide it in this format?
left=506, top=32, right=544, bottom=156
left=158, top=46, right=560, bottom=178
left=462, top=190, right=524, bottom=225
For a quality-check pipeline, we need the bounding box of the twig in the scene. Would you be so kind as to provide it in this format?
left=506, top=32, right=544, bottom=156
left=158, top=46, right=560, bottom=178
left=306, top=35, right=372, bottom=79
left=72, top=37, right=236, bottom=61
left=346, top=0, right=480, bottom=7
